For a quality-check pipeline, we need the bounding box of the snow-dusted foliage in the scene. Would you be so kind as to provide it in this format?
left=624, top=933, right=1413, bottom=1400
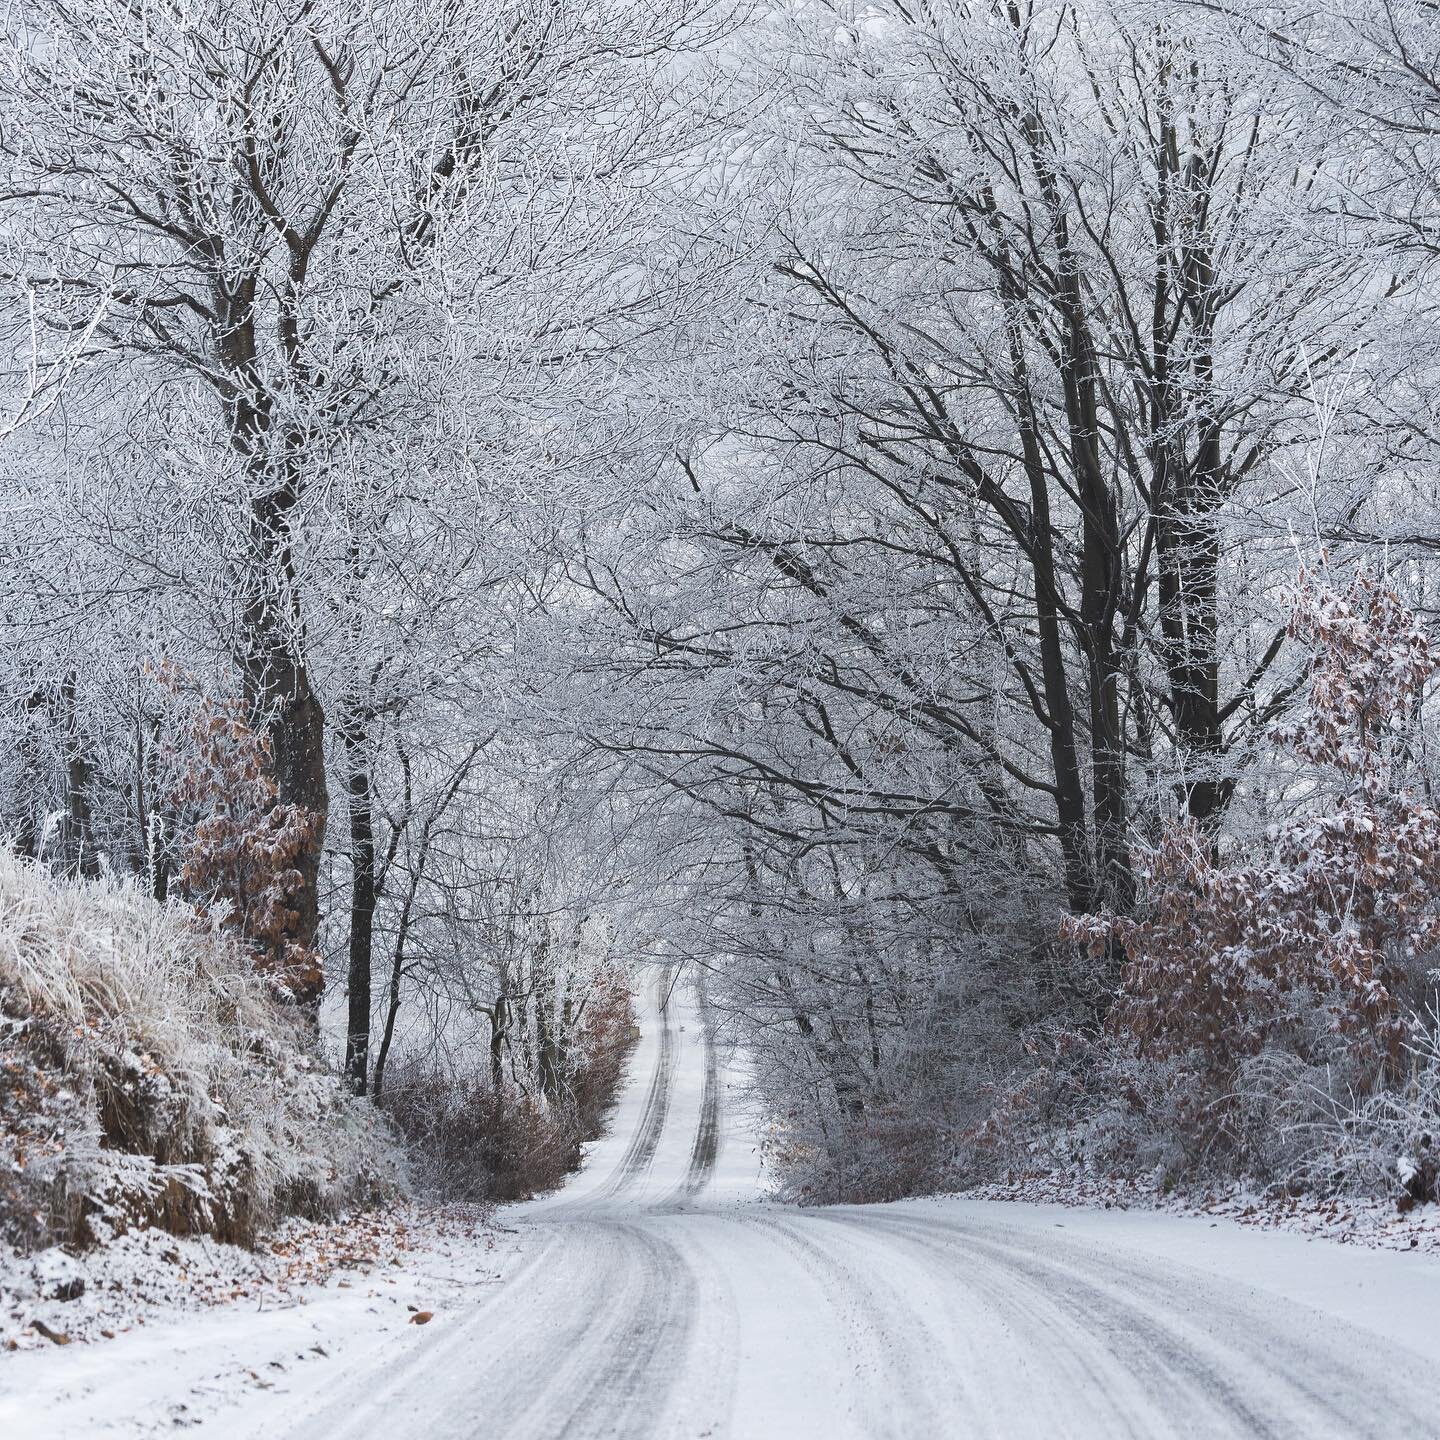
left=0, top=851, right=401, bottom=1254
left=1006, top=572, right=1440, bottom=1193
left=156, top=669, right=325, bottom=1008
left=1079, top=572, right=1437, bottom=1069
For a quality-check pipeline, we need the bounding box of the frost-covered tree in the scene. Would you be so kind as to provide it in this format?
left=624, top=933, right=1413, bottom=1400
left=549, top=0, right=1422, bottom=1195
left=0, top=0, right=717, bottom=1087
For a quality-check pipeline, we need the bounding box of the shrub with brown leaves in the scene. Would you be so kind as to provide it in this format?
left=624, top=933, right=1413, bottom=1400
left=1070, top=569, right=1439, bottom=1088
left=153, top=665, right=323, bottom=1008
left=379, top=973, right=637, bottom=1203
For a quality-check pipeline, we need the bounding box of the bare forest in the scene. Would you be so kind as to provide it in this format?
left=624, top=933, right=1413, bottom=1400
left=8, top=0, right=1440, bottom=1272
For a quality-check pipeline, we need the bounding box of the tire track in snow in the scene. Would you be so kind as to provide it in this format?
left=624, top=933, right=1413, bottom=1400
left=286, top=1220, right=697, bottom=1440
left=491, top=1220, right=698, bottom=1440
left=604, top=973, right=676, bottom=1197
left=654, top=974, right=720, bottom=1212
left=815, top=1208, right=1252, bottom=1438
left=817, top=1207, right=1437, bottom=1438
left=542, top=972, right=678, bottom=1217
left=953, top=1207, right=1428, bottom=1435
left=730, top=1211, right=959, bottom=1438
left=680, top=981, right=721, bottom=1199
left=272, top=1228, right=567, bottom=1440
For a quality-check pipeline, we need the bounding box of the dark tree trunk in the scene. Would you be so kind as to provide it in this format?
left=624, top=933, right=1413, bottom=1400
left=343, top=725, right=376, bottom=1095
left=535, top=927, right=562, bottom=1104
left=1016, top=100, right=1135, bottom=919
left=132, top=703, right=148, bottom=879
left=1157, top=269, right=1231, bottom=830
left=1048, top=196, right=1133, bottom=916
left=371, top=880, right=416, bottom=1103
left=144, top=717, right=169, bottom=903
left=489, top=994, right=508, bottom=1091
left=1146, top=114, right=1233, bottom=833
left=559, top=972, right=574, bottom=1083
left=1008, top=322, right=1096, bottom=913
left=371, top=910, right=412, bottom=1103
left=58, top=674, right=99, bottom=879
left=1157, top=475, right=1229, bottom=827
left=240, top=624, right=328, bottom=955
left=13, top=686, right=47, bottom=862
left=223, top=315, right=329, bottom=988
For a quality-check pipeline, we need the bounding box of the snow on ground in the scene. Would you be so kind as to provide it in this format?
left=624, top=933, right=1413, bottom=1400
left=1, top=1208, right=456, bottom=1353
left=892, top=1193, right=1440, bottom=1371
left=7, top=974, right=1440, bottom=1439
left=1, top=1206, right=515, bottom=1438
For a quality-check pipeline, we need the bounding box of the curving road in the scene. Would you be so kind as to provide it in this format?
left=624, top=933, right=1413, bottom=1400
left=278, top=975, right=1440, bottom=1440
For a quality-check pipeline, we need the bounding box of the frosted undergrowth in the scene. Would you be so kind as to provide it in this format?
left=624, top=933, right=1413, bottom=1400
left=0, top=849, right=404, bottom=1257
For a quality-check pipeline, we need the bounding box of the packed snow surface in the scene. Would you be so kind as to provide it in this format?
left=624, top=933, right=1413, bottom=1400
left=6, top=975, right=1440, bottom=1438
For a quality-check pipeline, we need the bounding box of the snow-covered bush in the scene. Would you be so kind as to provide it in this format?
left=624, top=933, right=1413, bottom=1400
left=1274, top=1020, right=1440, bottom=1207
left=377, top=1066, right=585, bottom=1203
left=972, top=1023, right=1338, bottom=1193
left=1073, top=570, right=1436, bottom=1080
left=0, top=850, right=402, bottom=1253
left=766, top=1101, right=950, bottom=1206
left=1026, top=571, right=1440, bottom=1197
left=748, top=930, right=1045, bottom=1205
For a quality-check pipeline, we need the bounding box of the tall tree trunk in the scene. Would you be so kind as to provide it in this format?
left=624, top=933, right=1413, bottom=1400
left=234, top=498, right=327, bottom=996
left=143, top=716, right=169, bottom=903
left=1047, top=197, right=1134, bottom=915
left=371, top=879, right=417, bottom=1102
left=343, top=724, right=376, bottom=1094
left=489, top=994, right=509, bottom=1092
left=1007, top=319, right=1096, bottom=913
left=13, top=685, right=46, bottom=862
left=132, top=700, right=148, bottom=879
left=239, top=593, right=328, bottom=962
left=1157, top=462, right=1228, bottom=827
left=535, top=925, right=562, bottom=1105
left=1018, top=95, right=1134, bottom=918
left=224, top=323, right=329, bottom=990
left=1160, top=263, right=1230, bottom=829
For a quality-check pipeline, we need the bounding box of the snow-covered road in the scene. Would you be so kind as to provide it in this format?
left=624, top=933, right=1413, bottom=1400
left=266, top=976, right=1440, bottom=1440
left=10, top=975, right=1440, bottom=1438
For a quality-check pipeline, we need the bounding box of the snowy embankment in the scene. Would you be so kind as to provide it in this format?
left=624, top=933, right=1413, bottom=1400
left=0, top=851, right=405, bottom=1353
left=3, top=1206, right=433, bottom=1351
